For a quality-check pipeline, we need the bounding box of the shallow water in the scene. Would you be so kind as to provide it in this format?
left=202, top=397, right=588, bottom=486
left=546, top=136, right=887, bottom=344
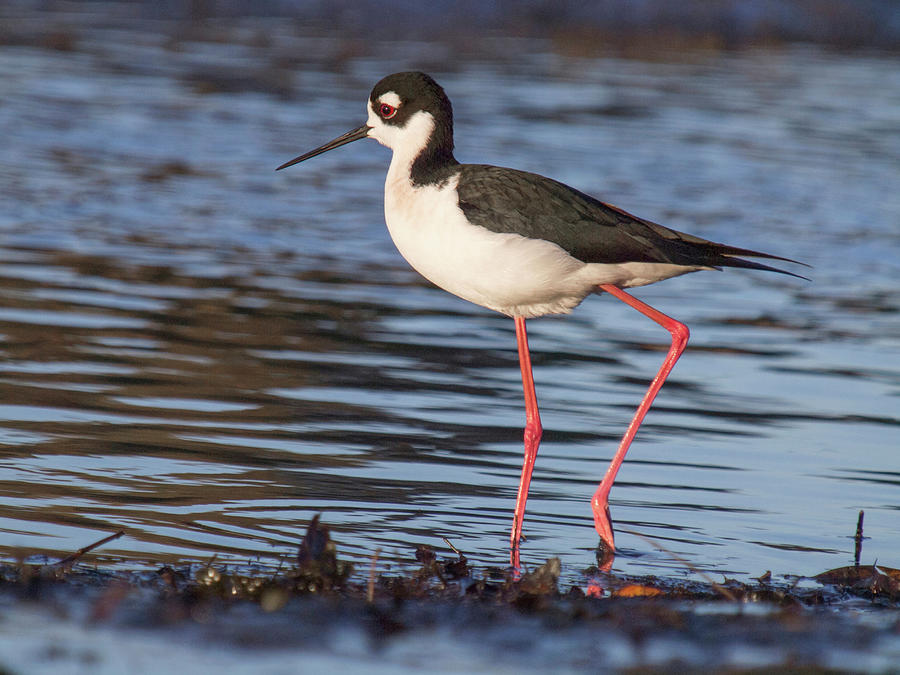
left=0, top=17, right=898, bottom=585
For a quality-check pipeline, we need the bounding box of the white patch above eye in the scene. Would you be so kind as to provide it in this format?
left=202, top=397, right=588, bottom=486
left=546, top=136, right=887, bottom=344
left=377, top=91, right=402, bottom=108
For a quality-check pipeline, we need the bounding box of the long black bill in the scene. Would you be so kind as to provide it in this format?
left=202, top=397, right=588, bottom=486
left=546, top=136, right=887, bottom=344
left=276, top=124, right=371, bottom=171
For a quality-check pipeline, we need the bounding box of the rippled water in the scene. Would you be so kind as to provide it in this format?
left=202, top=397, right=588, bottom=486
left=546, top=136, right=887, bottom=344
left=1, top=19, right=898, bottom=583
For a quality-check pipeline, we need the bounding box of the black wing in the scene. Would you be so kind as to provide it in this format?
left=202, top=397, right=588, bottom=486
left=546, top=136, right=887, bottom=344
left=455, top=164, right=807, bottom=278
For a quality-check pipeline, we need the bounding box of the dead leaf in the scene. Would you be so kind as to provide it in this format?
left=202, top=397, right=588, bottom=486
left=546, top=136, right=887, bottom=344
left=815, top=565, right=900, bottom=585
left=614, top=583, right=664, bottom=598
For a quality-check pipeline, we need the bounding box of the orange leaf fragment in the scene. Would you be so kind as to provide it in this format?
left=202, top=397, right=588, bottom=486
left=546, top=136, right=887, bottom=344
left=614, top=583, right=664, bottom=598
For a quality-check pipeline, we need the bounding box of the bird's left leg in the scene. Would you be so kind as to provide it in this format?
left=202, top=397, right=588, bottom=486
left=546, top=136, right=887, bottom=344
left=510, top=316, right=542, bottom=567
left=592, top=284, right=689, bottom=557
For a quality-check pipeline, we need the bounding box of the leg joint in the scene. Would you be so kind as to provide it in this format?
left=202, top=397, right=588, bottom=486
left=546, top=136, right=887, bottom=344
left=669, top=319, right=690, bottom=345
left=523, top=421, right=543, bottom=447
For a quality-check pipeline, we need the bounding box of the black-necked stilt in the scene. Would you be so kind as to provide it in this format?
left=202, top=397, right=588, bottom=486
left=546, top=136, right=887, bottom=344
left=277, top=71, right=805, bottom=567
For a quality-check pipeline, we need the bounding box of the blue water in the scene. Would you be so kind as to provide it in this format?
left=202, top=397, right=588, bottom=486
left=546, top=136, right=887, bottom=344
left=0, top=16, right=898, bottom=589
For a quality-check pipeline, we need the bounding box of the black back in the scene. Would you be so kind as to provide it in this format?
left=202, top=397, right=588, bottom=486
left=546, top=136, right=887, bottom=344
left=456, top=164, right=804, bottom=275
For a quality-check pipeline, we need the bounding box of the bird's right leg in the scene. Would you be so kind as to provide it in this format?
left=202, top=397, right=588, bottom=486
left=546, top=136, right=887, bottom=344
left=510, top=316, right=543, bottom=568
left=592, top=284, right=690, bottom=559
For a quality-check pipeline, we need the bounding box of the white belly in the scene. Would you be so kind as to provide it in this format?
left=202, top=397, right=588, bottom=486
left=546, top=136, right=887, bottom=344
left=383, top=174, right=701, bottom=318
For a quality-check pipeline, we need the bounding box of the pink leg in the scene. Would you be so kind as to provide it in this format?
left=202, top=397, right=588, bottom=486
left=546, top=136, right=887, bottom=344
left=592, top=284, right=689, bottom=555
left=510, top=316, right=542, bottom=567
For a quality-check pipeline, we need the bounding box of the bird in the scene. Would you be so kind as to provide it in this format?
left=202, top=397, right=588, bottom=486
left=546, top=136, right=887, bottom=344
left=277, top=71, right=805, bottom=568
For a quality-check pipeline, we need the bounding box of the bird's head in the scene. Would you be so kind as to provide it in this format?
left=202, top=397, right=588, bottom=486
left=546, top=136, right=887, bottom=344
left=276, top=71, right=454, bottom=171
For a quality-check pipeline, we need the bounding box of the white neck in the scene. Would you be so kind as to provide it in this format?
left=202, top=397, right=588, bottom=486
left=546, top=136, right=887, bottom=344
left=366, top=105, right=437, bottom=185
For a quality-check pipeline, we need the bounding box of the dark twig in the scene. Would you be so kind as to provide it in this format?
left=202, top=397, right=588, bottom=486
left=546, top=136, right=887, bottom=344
left=620, top=528, right=738, bottom=601
left=441, top=537, right=465, bottom=558
left=854, top=510, right=865, bottom=568
left=54, top=530, right=125, bottom=568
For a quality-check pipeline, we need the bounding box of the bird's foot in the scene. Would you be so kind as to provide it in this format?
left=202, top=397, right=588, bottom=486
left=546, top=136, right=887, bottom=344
left=591, top=487, right=616, bottom=571
left=595, top=537, right=615, bottom=572
left=591, top=487, right=615, bottom=543
left=509, top=545, right=521, bottom=573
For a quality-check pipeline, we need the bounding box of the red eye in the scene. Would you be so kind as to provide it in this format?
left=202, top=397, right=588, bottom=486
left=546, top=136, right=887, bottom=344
left=379, top=103, right=397, bottom=118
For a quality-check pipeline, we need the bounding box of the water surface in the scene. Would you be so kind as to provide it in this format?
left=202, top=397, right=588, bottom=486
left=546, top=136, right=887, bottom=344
left=1, top=21, right=898, bottom=583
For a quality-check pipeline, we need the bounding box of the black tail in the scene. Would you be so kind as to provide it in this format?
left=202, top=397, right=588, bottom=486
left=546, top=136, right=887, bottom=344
left=707, top=242, right=810, bottom=280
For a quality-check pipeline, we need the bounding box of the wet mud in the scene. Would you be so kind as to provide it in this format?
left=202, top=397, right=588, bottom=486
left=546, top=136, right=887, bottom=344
left=3, top=518, right=899, bottom=673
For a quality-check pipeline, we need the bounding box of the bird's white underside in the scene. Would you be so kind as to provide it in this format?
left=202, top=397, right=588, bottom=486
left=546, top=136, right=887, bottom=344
left=367, top=99, right=704, bottom=318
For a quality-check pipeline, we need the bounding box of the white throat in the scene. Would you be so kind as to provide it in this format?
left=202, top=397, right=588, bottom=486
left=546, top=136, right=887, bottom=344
left=366, top=104, right=437, bottom=181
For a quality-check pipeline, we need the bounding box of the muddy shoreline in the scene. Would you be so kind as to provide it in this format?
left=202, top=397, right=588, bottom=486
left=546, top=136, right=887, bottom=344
left=3, top=521, right=899, bottom=673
